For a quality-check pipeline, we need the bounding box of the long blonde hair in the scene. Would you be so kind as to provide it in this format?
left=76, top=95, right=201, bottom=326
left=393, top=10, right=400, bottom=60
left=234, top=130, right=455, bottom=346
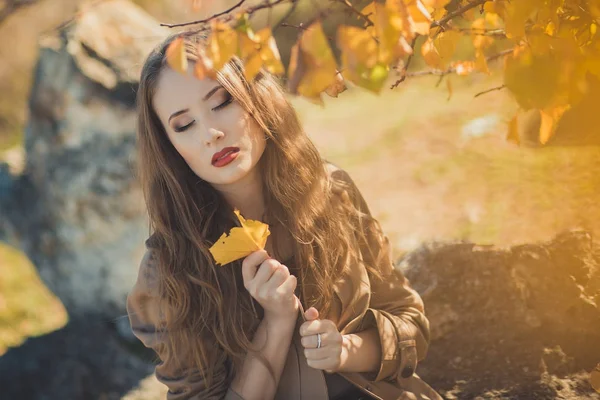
left=136, top=31, right=384, bottom=388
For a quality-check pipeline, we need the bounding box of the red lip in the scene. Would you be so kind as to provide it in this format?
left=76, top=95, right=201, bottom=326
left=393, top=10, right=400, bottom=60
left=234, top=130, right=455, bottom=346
left=212, top=147, right=240, bottom=165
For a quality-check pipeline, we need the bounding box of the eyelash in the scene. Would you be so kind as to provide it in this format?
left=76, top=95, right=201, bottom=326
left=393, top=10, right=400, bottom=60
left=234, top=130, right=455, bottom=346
left=174, top=92, right=234, bottom=133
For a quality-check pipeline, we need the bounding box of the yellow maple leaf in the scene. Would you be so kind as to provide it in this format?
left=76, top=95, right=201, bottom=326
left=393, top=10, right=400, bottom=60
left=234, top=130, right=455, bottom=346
left=166, top=37, right=188, bottom=75
left=209, top=210, right=271, bottom=266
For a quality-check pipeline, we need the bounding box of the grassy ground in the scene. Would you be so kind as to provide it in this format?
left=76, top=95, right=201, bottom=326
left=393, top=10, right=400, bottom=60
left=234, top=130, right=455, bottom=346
left=0, top=242, right=67, bottom=356
left=0, top=70, right=598, bottom=369
left=295, top=71, right=600, bottom=252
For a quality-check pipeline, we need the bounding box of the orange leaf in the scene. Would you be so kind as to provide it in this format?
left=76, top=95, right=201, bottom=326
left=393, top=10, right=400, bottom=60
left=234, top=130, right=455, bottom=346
left=166, top=37, right=188, bottom=75
left=288, top=21, right=338, bottom=100
left=325, top=71, right=347, bottom=98
left=507, top=112, right=520, bottom=145
left=208, top=21, right=238, bottom=72
left=193, top=44, right=216, bottom=80
left=421, top=37, right=442, bottom=69
left=406, top=0, right=432, bottom=36
left=539, top=105, right=569, bottom=144
left=209, top=210, right=271, bottom=266
left=453, top=60, right=476, bottom=75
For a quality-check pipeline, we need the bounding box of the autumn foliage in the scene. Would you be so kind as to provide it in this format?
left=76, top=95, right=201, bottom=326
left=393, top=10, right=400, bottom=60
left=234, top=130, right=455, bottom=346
left=166, top=0, right=600, bottom=145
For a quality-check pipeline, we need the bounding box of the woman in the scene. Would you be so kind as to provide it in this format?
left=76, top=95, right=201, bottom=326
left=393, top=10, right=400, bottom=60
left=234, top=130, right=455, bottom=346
left=127, top=31, right=441, bottom=400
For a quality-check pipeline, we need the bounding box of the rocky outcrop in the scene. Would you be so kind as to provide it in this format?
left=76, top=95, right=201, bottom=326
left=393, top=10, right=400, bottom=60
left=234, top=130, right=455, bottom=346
left=402, top=229, right=600, bottom=399
left=5, top=0, right=168, bottom=317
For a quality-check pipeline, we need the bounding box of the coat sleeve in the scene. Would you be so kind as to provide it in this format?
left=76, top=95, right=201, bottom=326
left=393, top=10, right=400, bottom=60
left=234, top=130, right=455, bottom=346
left=331, top=168, right=431, bottom=383
left=127, top=249, right=245, bottom=400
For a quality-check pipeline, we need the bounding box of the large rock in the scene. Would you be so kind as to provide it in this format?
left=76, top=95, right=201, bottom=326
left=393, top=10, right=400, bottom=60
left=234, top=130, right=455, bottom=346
left=402, top=230, right=600, bottom=399
left=8, top=0, right=168, bottom=317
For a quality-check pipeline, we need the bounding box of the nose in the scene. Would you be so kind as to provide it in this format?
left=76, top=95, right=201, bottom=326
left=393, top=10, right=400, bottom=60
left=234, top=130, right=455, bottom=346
left=204, top=127, right=225, bottom=146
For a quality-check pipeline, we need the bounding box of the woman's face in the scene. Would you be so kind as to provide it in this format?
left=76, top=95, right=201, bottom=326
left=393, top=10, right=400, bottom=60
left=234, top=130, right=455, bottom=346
left=152, top=63, right=267, bottom=187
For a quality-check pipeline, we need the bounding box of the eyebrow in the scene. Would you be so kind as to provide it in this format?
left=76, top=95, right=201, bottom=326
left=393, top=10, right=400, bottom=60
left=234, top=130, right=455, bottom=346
left=167, top=85, right=222, bottom=123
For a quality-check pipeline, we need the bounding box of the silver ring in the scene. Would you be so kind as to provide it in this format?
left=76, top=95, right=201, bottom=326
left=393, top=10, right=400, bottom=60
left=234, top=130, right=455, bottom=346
left=316, top=333, right=322, bottom=349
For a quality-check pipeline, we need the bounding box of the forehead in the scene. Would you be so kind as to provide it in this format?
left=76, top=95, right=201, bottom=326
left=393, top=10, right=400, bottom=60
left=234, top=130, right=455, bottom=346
left=152, top=65, right=219, bottom=120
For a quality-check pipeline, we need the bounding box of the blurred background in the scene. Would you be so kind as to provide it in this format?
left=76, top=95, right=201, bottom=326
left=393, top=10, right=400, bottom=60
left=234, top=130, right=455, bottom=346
left=0, top=0, right=598, bottom=399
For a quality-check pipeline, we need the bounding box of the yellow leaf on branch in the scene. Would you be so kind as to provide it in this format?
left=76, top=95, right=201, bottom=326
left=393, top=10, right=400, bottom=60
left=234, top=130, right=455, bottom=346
left=405, top=0, right=432, bottom=36
left=207, top=21, right=238, bottom=72
left=338, top=25, right=389, bottom=93
left=539, top=105, right=570, bottom=144
left=166, top=37, right=188, bottom=74
left=507, top=112, right=520, bottom=145
left=435, top=30, right=461, bottom=68
left=472, top=18, right=494, bottom=51
left=325, top=71, right=347, bottom=98
left=288, top=21, right=338, bottom=101
left=209, top=210, right=271, bottom=266
left=452, top=60, right=476, bottom=75
left=421, top=37, right=443, bottom=69
left=239, top=27, right=284, bottom=81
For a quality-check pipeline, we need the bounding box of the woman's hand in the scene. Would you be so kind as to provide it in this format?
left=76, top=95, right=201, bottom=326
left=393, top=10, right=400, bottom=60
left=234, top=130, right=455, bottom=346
left=299, top=307, right=346, bottom=373
left=242, top=250, right=299, bottom=325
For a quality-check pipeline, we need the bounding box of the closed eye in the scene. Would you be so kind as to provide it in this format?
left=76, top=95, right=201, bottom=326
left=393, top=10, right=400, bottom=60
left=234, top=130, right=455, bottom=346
left=173, top=92, right=234, bottom=133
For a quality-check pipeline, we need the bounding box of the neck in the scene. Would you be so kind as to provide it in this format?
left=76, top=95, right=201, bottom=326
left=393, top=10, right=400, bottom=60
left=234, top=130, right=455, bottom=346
left=212, top=168, right=266, bottom=222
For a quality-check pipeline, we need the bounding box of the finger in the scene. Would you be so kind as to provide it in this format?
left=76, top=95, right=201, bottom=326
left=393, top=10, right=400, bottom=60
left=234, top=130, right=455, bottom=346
left=275, top=275, right=297, bottom=298
left=261, top=264, right=289, bottom=293
left=300, top=318, right=338, bottom=337
left=304, top=307, right=319, bottom=321
left=304, top=347, right=333, bottom=361
left=252, top=258, right=281, bottom=287
left=301, top=332, right=331, bottom=349
left=299, top=319, right=325, bottom=337
left=241, top=250, right=269, bottom=285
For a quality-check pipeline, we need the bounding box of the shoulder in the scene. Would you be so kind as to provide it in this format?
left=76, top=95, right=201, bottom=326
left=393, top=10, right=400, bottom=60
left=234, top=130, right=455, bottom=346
left=130, top=235, right=161, bottom=299
left=324, top=160, right=369, bottom=212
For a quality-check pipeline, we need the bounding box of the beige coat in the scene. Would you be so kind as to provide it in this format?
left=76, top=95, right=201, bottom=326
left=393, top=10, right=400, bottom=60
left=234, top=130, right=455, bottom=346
left=127, top=165, right=441, bottom=400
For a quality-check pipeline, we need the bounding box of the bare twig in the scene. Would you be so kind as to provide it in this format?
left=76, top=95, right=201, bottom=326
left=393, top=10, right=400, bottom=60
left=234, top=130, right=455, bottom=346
left=474, top=84, right=506, bottom=97
left=391, top=37, right=418, bottom=89
left=391, top=47, right=514, bottom=87
left=281, top=20, right=336, bottom=41
left=333, top=0, right=373, bottom=27
left=161, top=0, right=246, bottom=28
left=487, top=47, right=515, bottom=62
left=161, top=0, right=290, bottom=29
left=456, top=28, right=507, bottom=38
left=0, top=0, right=38, bottom=25
left=273, top=0, right=299, bottom=33
left=431, top=0, right=490, bottom=29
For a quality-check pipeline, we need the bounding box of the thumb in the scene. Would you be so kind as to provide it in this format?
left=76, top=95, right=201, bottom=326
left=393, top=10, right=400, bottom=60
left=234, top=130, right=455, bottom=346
left=304, top=307, right=319, bottom=321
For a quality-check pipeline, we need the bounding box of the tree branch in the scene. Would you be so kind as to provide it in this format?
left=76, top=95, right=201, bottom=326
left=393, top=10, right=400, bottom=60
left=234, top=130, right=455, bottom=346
left=391, top=37, right=418, bottom=89
left=161, top=0, right=246, bottom=28
left=391, top=47, right=514, bottom=87
left=333, top=0, right=373, bottom=27
left=161, top=0, right=292, bottom=29
left=431, top=0, right=490, bottom=29
left=273, top=0, right=299, bottom=33
left=456, top=28, right=507, bottom=37
left=474, top=84, right=506, bottom=98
